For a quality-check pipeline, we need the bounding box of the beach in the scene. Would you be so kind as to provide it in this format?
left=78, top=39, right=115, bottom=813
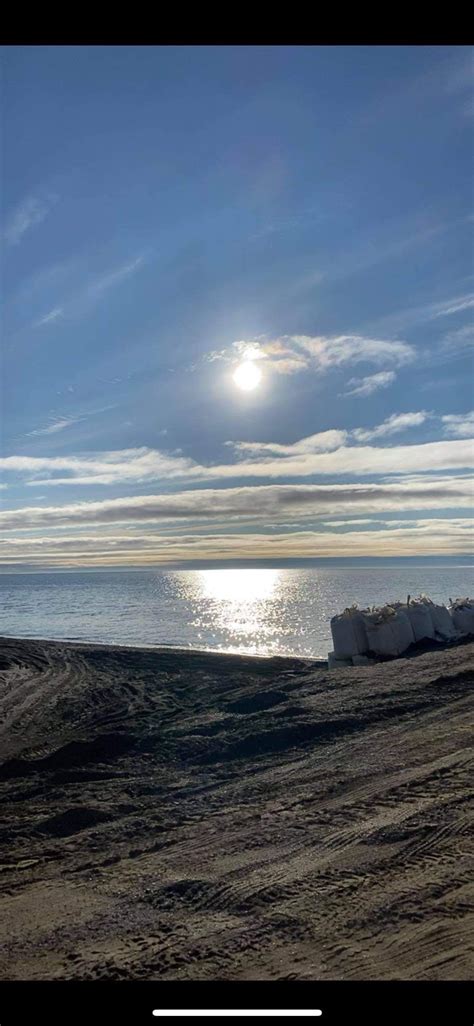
left=0, top=635, right=472, bottom=981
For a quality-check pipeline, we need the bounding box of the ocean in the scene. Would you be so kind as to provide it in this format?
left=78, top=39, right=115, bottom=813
left=0, top=566, right=472, bottom=659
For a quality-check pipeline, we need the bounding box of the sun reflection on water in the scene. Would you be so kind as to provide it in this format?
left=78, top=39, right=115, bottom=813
left=198, top=568, right=280, bottom=603
left=173, top=568, right=287, bottom=655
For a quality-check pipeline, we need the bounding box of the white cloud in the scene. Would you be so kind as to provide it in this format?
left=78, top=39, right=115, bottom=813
left=352, top=411, right=430, bottom=442
left=227, top=429, right=348, bottom=458
left=232, top=413, right=436, bottom=457
left=343, top=371, right=396, bottom=397
left=1, top=436, right=473, bottom=489
left=208, top=333, right=415, bottom=380
left=322, top=518, right=378, bottom=527
left=4, top=191, right=57, bottom=245
left=0, top=448, right=199, bottom=487
left=441, top=411, right=474, bottom=438
left=1, top=476, right=472, bottom=533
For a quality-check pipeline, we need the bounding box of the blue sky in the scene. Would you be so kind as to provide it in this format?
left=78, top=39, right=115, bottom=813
left=1, top=45, right=473, bottom=568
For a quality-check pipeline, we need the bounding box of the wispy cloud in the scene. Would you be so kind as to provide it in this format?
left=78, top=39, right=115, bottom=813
left=434, top=294, right=474, bottom=317
left=34, top=307, right=64, bottom=328
left=27, top=417, right=80, bottom=437
left=295, top=335, right=413, bottom=370
left=441, top=323, right=474, bottom=353
left=87, top=256, right=145, bottom=297
left=24, top=402, right=118, bottom=441
left=4, top=191, right=58, bottom=246
left=30, top=255, right=146, bottom=330
left=343, top=371, right=396, bottom=397
left=441, top=411, right=474, bottom=438
left=352, top=411, right=430, bottom=442
left=363, top=289, right=474, bottom=339
left=206, top=333, right=415, bottom=382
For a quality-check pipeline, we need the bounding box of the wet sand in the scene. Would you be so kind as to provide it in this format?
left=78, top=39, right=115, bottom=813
left=0, top=635, right=472, bottom=980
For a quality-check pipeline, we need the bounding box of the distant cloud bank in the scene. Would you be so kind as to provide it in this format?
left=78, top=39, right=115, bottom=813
left=1, top=403, right=473, bottom=567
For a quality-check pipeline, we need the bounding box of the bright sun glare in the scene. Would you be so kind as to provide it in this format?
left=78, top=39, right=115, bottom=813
left=233, top=360, right=262, bottom=391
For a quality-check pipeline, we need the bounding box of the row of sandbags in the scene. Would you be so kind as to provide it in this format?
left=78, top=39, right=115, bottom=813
left=329, top=595, right=474, bottom=662
left=450, top=596, right=474, bottom=635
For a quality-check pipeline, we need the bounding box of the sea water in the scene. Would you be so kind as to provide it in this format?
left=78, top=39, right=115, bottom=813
left=0, top=566, right=472, bottom=658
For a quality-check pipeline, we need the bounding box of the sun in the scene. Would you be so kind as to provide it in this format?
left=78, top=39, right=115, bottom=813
left=233, top=360, right=262, bottom=391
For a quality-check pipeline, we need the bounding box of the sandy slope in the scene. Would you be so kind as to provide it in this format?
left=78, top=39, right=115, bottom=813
left=0, top=635, right=472, bottom=981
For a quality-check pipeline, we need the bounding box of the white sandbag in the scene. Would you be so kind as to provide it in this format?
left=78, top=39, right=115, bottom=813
left=328, top=651, right=352, bottom=670
left=364, top=613, right=398, bottom=657
left=406, top=596, right=435, bottom=642
left=421, top=598, right=456, bottom=639
left=363, top=606, right=413, bottom=657
left=393, top=607, right=416, bottom=650
left=395, top=595, right=454, bottom=641
left=330, top=605, right=368, bottom=659
left=449, top=598, right=474, bottom=635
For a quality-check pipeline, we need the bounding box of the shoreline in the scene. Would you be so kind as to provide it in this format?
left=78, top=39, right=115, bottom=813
left=1, top=630, right=470, bottom=669
left=0, top=633, right=326, bottom=664
left=1, top=634, right=472, bottom=980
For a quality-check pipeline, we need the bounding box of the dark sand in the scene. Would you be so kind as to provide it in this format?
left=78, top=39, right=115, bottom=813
left=0, top=635, right=472, bottom=981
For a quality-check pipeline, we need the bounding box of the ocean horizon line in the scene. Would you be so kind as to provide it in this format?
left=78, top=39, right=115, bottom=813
left=1, top=556, right=473, bottom=576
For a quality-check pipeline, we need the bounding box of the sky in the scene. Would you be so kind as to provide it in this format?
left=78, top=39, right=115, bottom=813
left=1, top=45, right=473, bottom=570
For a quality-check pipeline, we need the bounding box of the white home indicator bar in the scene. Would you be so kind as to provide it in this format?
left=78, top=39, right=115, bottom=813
left=152, top=1012, right=322, bottom=1018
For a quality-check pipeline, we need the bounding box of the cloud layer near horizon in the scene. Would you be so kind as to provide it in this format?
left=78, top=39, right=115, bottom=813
left=2, top=413, right=472, bottom=568
left=1, top=519, right=472, bottom=568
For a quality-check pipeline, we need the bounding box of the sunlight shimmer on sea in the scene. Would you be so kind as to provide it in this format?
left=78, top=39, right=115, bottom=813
left=175, top=568, right=288, bottom=655
left=1, top=566, right=472, bottom=658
